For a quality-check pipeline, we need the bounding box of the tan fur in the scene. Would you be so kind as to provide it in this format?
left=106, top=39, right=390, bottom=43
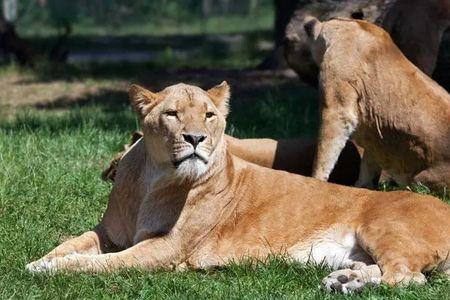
left=27, top=83, right=450, bottom=293
left=101, top=131, right=143, bottom=182
left=307, top=18, right=450, bottom=191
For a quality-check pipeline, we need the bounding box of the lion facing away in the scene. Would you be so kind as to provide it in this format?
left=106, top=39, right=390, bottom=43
left=304, top=18, right=450, bottom=191
left=284, top=0, right=450, bottom=87
left=27, top=82, right=450, bottom=294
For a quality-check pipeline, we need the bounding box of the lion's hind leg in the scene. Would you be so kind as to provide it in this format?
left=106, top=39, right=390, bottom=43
left=413, top=163, right=450, bottom=194
left=288, top=225, right=373, bottom=269
left=355, top=222, right=440, bottom=287
left=320, top=228, right=429, bottom=294
left=289, top=225, right=381, bottom=293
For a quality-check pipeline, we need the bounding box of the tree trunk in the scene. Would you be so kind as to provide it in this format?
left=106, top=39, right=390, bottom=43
left=257, top=0, right=297, bottom=70
left=202, top=0, right=212, bottom=18
left=0, top=13, right=35, bottom=66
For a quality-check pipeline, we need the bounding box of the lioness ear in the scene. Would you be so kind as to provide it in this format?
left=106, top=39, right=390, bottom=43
left=207, top=81, right=230, bottom=117
left=304, top=17, right=322, bottom=40
left=129, top=84, right=160, bottom=119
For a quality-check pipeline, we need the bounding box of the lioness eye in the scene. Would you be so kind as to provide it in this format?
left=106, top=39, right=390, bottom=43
left=206, top=112, right=215, bottom=118
left=165, top=110, right=178, bottom=117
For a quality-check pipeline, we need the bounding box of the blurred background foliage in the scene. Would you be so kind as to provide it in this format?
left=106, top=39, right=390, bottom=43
left=0, top=0, right=277, bottom=70
left=15, top=0, right=274, bottom=36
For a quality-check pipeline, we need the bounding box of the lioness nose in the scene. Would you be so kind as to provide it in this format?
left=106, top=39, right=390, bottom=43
left=183, top=134, right=206, bottom=148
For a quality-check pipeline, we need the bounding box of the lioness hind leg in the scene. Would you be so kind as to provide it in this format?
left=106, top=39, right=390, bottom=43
left=413, top=164, right=450, bottom=194
left=356, top=225, right=434, bottom=287
left=380, top=263, right=427, bottom=286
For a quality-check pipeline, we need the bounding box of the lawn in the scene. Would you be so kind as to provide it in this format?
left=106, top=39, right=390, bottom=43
left=1, top=14, right=450, bottom=299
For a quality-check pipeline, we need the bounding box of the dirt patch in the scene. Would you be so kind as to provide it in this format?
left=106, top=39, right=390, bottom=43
left=0, top=67, right=300, bottom=116
left=0, top=74, right=127, bottom=109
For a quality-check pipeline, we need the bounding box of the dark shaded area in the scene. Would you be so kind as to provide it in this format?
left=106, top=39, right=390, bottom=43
left=1, top=29, right=273, bottom=80
left=0, top=102, right=136, bottom=133
left=0, top=16, right=35, bottom=65
left=34, top=89, right=129, bottom=112
left=272, top=140, right=360, bottom=186
left=433, top=29, right=450, bottom=91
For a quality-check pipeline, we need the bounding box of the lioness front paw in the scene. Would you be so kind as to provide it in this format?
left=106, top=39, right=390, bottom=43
left=26, top=259, right=57, bottom=274
left=322, top=267, right=381, bottom=294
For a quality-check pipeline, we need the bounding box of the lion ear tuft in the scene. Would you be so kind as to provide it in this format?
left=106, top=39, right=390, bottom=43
left=129, top=84, right=159, bottom=118
left=207, top=81, right=230, bottom=117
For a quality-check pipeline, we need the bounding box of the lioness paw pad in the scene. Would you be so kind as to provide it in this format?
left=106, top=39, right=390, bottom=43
left=322, top=268, right=381, bottom=294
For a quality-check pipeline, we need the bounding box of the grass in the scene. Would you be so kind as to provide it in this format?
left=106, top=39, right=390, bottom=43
left=18, top=14, right=274, bottom=38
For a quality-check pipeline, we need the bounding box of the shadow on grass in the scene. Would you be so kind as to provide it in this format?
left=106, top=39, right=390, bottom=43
left=7, top=28, right=449, bottom=91
left=7, top=30, right=273, bottom=83
left=2, top=78, right=320, bottom=139
left=34, top=89, right=129, bottom=113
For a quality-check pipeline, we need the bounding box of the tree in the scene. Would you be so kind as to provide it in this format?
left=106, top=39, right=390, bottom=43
left=0, top=0, right=35, bottom=65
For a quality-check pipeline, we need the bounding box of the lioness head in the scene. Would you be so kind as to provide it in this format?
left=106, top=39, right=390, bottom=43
left=284, top=1, right=383, bottom=86
left=129, top=82, right=230, bottom=181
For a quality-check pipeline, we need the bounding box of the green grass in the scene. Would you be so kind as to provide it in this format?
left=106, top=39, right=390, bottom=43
left=14, top=10, right=275, bottom=69
left=18, top=14, right=274, bottom=38
left=1, top=87, right=450, bottom=299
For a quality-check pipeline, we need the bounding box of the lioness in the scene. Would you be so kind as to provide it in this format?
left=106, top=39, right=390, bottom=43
left=305, top=18, right=450, bottom=191
left=27, top=82, right=450, bottom=293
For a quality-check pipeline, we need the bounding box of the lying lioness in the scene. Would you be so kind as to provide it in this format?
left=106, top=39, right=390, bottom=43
left=306, top=18, right=450, bottom=191
left=27, top=82, right=450, bottom=293
left=102, top=133, right=361, bottom=186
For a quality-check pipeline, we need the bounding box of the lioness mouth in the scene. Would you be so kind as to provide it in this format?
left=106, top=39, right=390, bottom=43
left=173, top=153, right=208, bottom=167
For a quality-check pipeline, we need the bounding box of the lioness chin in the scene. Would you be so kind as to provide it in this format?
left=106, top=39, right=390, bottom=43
left=27, top=82, right=450, bottom=294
